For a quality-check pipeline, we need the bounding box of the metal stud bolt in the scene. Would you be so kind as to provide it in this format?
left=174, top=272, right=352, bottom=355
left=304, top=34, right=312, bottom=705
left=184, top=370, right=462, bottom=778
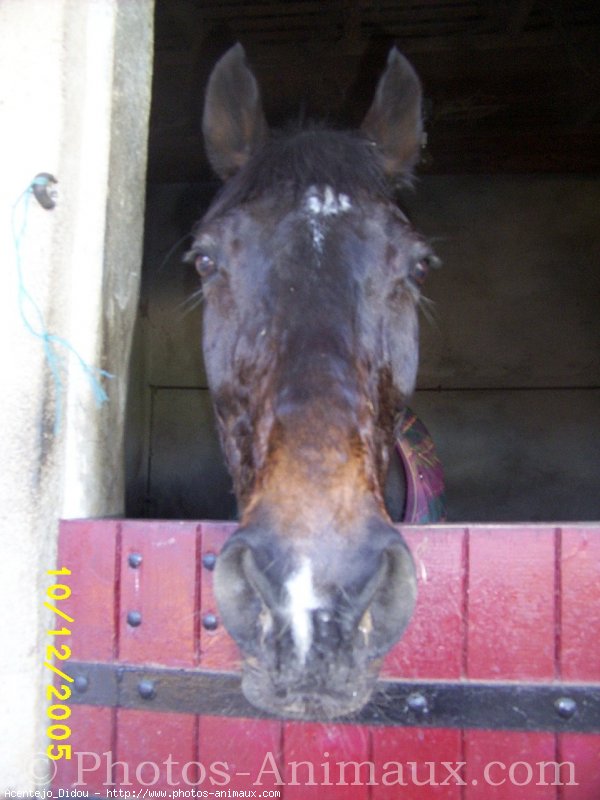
left=202, top=613, right=219, bottom=631
left=74, top=675, right=89, bottom=693
left=127, top=611, right=142, bottom=627
left=406, top=692, right=429, bottom=715
left=202, top=552, right=217, bottom=571
left=128, top=552, right=143, bottom=568
left=138, top=680, right=156, bottom=700
left=554, top=697, right=577, bottom=719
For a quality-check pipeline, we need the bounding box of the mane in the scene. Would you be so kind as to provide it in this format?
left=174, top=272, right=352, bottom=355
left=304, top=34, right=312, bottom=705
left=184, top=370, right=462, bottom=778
left=204, top=126, right=396, bottom=221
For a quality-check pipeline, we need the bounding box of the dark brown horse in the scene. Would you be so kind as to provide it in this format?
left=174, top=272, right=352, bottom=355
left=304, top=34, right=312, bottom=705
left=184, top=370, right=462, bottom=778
left=190, top=44, right=437, bottom=718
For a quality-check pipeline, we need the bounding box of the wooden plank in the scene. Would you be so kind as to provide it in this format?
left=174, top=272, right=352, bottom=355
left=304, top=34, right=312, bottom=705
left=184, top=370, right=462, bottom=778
left=377, top=529, right=464, bottom=798
left=560, top=526, right=600, bottom=681
left=53, top=519, right=118, bottom=791
left=199, top=521, right=240, bottom=670
left=51, top=706, right=113, bottom=793
left=467, top=526, right=556, bottom=680
left=464, top=731, right=558, bottom=799
left=464, top=526, right=557, bottom=799
left=382, top=526, right=466, bottom=679
left=116, top=521, right=198, bottom=787
left=559, top=734, right=600, bottom=799
left=115, top=709, right=196, bottom=790
left=372, top=727, right=462, bottom=799
left=198, top=716, right=283, bottom=792
left=559, top=526, right=600, bottom=798
left=55, top=518, right=118, bottom=661
left=283, top=722, right=370, bottom=799
left=119, top=520, right=199, bottom=667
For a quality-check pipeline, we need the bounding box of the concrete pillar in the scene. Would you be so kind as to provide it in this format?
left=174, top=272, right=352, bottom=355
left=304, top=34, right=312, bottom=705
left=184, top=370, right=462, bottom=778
left=0, top=0, right=153, bottom=788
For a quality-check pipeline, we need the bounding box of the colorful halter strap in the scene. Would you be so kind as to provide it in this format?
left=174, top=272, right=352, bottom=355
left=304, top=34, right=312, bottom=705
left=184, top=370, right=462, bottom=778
left=396, top=408, right=446, bottom=523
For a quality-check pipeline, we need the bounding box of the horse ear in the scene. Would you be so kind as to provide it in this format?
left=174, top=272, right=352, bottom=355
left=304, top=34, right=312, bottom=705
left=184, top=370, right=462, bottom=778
left=202, top=43, right=268, bottom=180
left=361, top=47, right=423, bottom=179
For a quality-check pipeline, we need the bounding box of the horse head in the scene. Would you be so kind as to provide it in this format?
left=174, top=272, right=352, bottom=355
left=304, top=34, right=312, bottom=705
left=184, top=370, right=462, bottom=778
left=190, top=44, right=437, bottom=718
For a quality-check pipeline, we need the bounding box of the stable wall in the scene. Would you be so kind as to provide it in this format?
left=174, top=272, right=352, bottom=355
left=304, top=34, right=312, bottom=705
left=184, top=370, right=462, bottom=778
left=0, top=0, right=153, bottom=789
left=126, top=175, right=600, bottom=523
left=407, top=175, right=600, bottom=521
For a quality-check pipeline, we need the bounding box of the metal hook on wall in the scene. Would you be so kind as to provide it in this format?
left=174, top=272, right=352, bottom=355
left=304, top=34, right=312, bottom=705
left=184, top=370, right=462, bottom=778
left=31, top=172, right=58, bottom=210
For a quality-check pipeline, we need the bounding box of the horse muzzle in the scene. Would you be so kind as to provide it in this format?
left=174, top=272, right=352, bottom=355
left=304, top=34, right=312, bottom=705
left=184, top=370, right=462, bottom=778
left=213, top=517, right=417, bottom=718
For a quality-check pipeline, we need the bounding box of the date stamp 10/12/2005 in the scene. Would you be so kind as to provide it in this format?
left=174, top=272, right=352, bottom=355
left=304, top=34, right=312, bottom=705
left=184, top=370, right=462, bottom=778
left=44, top=567, right=74, bottom=765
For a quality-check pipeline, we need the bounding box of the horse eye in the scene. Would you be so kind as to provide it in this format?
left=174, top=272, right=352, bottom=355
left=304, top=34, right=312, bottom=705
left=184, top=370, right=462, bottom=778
left=195, top=253, right=217, bottom=279
left=410, top=259, right=429, bottom=287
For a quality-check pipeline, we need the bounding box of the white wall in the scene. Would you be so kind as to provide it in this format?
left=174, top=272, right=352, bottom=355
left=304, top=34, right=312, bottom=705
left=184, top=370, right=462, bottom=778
left=0, top=0, right=153, bottom=788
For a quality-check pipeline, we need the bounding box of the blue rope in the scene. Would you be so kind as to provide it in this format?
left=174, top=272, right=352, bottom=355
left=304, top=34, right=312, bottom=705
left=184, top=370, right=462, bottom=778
left=11, top=178, right=114, bottom=434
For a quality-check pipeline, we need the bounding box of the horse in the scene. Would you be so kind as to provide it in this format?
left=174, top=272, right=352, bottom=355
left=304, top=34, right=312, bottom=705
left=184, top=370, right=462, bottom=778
left=189, top=43, right=439, bottom=718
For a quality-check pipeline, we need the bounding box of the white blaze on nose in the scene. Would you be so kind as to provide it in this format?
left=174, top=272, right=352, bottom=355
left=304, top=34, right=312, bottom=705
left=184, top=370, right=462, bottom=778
left=303, top=185, right=352, bottom=253
left=285, top=557, right=321, bottom=663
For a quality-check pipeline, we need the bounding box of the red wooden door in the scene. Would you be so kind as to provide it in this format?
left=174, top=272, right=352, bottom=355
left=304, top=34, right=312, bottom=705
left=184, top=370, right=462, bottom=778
left=51, top=521, right=600, bottom=798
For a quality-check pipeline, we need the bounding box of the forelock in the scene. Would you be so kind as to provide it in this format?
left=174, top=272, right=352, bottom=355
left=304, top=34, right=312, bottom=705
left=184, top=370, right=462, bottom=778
left=204, top=126, right=394, bottom=221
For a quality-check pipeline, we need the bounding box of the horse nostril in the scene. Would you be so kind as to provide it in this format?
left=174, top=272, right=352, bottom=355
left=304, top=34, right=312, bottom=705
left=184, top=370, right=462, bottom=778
left=355, top=532, right=417, bottom=656
left=214, top=526, right=295, bottom=657
left=213, top=531, right=273, bottom=654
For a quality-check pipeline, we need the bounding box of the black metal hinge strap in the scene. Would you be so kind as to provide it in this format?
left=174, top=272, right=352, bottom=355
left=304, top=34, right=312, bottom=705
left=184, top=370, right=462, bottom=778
left=67, top=661, right=600, bottom=733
